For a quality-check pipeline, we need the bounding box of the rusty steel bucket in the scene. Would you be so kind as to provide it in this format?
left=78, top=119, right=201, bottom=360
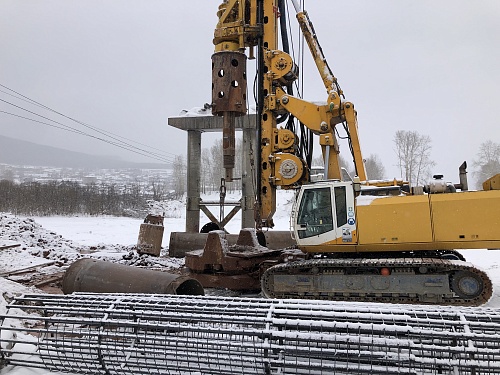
left=137, top=214, right=164, bottom=256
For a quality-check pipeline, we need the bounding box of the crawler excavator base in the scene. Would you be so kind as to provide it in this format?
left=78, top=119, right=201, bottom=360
left=262, top=257, right=493, bottom=306
left=185, top=229, right=493, bottom=306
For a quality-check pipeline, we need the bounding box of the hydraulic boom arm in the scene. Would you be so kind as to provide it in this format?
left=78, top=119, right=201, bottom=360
left=212, top=0, right=366, bottom=229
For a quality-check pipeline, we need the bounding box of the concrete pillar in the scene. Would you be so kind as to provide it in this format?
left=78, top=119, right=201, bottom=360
left=186, top=130, right=201, bottom=233
left=168, top=114, right=258, bottom=233
left=241, top=126, right=255, bottom=228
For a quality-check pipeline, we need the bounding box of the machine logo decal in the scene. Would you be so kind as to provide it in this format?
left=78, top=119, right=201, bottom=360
left=342, top=228, right=353, bottom=242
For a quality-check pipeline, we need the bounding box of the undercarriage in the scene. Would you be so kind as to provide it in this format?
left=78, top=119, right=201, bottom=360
left=185, top=229, right=493, bottom=306
left=261, top=256, right=492, bottom=306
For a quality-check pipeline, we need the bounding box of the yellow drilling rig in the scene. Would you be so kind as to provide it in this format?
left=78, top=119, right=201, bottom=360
left=185, top=0, right=500, bottom=306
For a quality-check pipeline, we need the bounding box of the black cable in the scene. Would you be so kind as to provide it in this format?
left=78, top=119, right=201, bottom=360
left=0, top=111, right=88, bottom=137
left=299, top=0, right=312, bottom=170
left=0, top=111, right=174, bottom=164
left=276, top=0, right=290, bottom=126
left=279, top=0, right=290, bottom=56
left=0, top=83, right=177, bottom=159
left=0, top=105, right=174, bottom=164
left=0, top=99, right=174, bottom=161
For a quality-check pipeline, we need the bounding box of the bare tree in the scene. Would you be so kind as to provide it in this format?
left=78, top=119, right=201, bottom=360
left=209, top=139, right=224, bottom=191
left=200, top=138, right=244, bottom=193
left=171, top=155, right=187, bottom=199
left=394, top=130, right=435, bottom=186
left=311, top=154, right=353, bottom=176
left=150, top=176, right=168, bottom=201
left=473, top=140, right=500, bottom=189
left=201, top=148, right=212, bottom=194
left=364, top=154, right=386, bottom=180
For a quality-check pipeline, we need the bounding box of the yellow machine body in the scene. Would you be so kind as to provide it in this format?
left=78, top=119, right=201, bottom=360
left=294, top=180, right=500, bottom=253
left=483, top=173, right=500, bottom=191
left=356, top=190, right=500, bottom=251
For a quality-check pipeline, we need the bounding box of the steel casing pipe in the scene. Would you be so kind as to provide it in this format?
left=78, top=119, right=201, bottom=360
left=62, top=258, right=204, bottom=295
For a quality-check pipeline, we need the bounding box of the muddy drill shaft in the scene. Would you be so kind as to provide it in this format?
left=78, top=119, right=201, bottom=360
left=211, top=51, right=247, bottom=182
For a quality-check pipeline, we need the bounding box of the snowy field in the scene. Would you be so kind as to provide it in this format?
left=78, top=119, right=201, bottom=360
left=2, top=189, right=500, bottom=375
left=33, top=191, right=295, bottom=248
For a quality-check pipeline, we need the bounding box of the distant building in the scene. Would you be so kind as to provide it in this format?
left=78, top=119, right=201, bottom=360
left=82, top=175, right=97, bottom=184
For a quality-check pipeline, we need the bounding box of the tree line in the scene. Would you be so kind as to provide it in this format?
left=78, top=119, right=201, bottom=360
left=394, top=132, right=500, bottom=189
left=2, top=133, right=497, bottom=217
left=0, top=180, right=146, bottom=216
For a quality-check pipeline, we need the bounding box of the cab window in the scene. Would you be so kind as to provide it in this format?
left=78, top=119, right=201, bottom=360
left=296, top=187, right=334, bottom=239
left=334, top=186, right=347, bottom=227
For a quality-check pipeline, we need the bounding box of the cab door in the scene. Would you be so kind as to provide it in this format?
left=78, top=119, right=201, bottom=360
left=293, top=182, right=356, bottom=246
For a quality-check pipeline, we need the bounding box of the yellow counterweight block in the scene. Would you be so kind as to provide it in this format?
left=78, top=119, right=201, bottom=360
left=355, top=191, right=500, bottom=252
left=430, top=190, right=500, bottom=247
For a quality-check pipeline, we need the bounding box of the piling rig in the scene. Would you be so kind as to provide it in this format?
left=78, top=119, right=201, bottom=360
left=185, top=0, right=500, bottom=306
left=2, top=3, right=500, bottom=374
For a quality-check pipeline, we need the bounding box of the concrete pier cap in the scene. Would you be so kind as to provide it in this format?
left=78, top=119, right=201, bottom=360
left=168, top=113, right=258, bottom=233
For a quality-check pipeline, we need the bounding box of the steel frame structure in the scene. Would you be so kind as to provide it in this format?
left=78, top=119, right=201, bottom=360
left=2, top=293, right=500, bottom=374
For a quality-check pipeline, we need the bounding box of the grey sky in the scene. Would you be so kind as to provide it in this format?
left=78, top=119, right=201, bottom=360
left=1, top=1, right=499, bottom=182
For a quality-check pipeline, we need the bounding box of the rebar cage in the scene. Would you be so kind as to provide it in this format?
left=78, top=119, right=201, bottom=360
left=1, top=293, right=500, bottom=374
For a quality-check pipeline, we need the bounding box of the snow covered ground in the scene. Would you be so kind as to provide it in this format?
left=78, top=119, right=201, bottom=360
left=0, top=191, right=295, bottom=375
left=1, top=189, right=500, bottom=374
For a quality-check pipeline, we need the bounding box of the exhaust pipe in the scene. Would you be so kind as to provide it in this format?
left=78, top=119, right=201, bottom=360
left=62, top=258, right=204, bottom=295
left=459, top=161, right=468, bottom=191
left=454, top=161, right=468, bottom=191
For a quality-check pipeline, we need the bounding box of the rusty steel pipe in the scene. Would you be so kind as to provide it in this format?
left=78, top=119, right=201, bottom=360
left=62, top=258, right=204, bottom=295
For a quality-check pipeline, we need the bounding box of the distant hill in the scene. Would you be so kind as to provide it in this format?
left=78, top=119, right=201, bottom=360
left=0, top=135, right=170, bottom=169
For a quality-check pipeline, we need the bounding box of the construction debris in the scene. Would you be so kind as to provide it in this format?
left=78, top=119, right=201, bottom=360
left=137, top=214, right=164, bottom=256
left=0, top=242, right=20, bottom=251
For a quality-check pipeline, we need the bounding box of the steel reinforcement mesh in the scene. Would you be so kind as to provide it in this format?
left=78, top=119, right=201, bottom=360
left=1, top=293, right=500, bottom=374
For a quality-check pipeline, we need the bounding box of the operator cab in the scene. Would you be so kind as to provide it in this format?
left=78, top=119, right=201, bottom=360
left=292, top=180, right=357, bottom=247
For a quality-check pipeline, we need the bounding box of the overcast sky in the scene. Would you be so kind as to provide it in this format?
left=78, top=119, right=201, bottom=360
left=1, top=0, right=499, bottom=182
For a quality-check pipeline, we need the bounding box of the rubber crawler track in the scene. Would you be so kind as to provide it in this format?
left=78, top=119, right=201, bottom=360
left=261, top=258, right=493, bottom=306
